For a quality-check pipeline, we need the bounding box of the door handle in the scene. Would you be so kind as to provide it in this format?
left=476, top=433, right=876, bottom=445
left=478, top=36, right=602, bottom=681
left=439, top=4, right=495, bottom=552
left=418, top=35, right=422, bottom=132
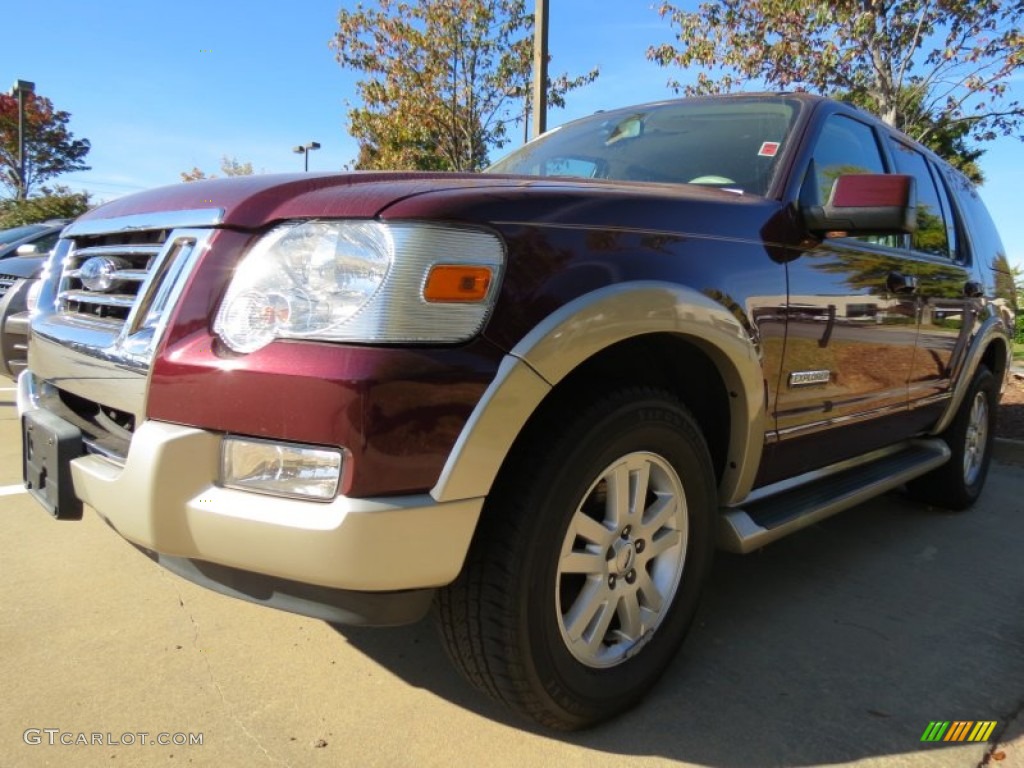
left=963, top=281, right=984, bottom=298
left=886, top=271, right=918, bottom=294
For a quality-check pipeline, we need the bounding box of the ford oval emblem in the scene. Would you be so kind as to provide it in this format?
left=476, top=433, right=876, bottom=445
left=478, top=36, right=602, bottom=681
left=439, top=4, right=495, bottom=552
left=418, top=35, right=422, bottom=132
left=79, top=256, right=127, bottom=293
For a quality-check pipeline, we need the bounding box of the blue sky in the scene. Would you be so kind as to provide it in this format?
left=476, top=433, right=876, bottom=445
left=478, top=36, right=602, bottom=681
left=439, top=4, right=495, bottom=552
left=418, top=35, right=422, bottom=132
left=4, top=0, right=1022, bottom=270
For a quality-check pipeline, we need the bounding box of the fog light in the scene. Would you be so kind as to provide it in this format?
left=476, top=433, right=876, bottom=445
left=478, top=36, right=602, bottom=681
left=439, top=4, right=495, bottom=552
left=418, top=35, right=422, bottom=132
left=221, top=437, right=343, bottom=500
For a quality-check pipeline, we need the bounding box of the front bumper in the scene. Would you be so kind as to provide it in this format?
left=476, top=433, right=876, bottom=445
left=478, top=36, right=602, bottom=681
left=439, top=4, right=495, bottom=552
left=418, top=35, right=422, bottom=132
left=18, top=372, right=484, bottom=620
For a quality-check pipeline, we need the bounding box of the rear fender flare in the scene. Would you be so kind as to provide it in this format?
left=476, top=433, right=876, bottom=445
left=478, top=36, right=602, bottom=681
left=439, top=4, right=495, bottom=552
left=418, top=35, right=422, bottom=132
left=931, top=310, right=1012, bottom=435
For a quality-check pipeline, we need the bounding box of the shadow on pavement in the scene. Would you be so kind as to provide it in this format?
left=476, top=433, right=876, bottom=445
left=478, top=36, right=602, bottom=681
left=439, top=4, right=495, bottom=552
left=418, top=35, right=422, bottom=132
left=335, top=470, right=1024, bottom=766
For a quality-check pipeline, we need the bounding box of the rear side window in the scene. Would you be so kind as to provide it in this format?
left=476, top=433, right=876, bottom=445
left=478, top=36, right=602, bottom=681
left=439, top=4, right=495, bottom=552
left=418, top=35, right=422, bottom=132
left=945, top=168, right=1007, bottom=273
left=887, top=139, right=953, bottom=259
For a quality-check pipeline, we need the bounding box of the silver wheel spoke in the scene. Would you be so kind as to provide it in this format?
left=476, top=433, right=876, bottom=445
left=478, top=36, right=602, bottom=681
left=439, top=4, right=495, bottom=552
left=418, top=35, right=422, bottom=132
left=641, top=492, right=677, bottom=533
left=559, top=550, right=606, bottom=575
left=606, top=462, right=632, bottom=529
left=963, top=392, right=989, bottom=485
left=634, top=567, right=665, bottom=613
left=569, top=510, right=613, bottom=548
left=631, top=460, right=651, bottom=525
left=616, top=591, right=643, bottom=640
left=556, top=450, right=689, bottom=669
left=644, top=528, right=682, bottom=560
left=565, top=582, right=616, bottom=655
left=582, top=599, right=618, bottom=655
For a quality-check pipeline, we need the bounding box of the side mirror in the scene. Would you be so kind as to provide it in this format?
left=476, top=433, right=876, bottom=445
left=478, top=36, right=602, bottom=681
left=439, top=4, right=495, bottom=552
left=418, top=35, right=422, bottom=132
left=804, top=173, right=916, bottom=237
left=16, top=243, right=39, bottom=256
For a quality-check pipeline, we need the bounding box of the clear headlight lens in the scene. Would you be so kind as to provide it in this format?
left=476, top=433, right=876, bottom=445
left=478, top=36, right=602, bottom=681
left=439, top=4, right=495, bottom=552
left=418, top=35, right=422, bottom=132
left=221, top=436, right=344, bottom=500
left=214, top=220, right=504, bottom=353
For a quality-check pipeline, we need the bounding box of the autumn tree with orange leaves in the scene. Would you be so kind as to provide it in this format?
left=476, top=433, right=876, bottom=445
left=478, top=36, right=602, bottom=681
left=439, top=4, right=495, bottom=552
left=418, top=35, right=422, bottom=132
left=331, top=0, right=598, bottom=171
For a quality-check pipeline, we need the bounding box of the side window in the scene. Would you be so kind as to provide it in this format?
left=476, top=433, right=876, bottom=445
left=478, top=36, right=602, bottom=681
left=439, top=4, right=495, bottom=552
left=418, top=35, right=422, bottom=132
left=947, top=167, right=1008, bottom=275
left=802, top=115, right=899, bottom=248
left=804, top=115, right=886, bottom=205
left=887, top=139, right=951, bottom=258
left=929, top=161, right=959, bottom=261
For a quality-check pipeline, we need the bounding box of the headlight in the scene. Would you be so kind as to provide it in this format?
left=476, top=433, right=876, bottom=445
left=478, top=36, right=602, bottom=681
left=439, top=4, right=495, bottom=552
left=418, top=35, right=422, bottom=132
left=214, top=220, right=504, bottom=353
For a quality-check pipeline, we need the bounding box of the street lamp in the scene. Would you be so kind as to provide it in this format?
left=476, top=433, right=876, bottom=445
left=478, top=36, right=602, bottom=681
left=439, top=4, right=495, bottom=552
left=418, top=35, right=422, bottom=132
left=292, top=141, right=321, bottom=172
left=9, top=79, right=35, bottom=200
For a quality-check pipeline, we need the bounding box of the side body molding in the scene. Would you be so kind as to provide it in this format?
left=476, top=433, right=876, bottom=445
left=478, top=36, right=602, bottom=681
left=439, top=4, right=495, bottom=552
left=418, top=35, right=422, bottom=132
left=431, top=281, right=767, bottom=506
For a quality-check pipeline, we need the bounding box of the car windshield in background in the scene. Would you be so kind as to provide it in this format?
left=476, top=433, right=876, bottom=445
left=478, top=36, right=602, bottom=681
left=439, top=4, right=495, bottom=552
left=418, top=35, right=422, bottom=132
left=0, top=224, right=48, bottom=246
left=487, top=95, right=802, bottom=197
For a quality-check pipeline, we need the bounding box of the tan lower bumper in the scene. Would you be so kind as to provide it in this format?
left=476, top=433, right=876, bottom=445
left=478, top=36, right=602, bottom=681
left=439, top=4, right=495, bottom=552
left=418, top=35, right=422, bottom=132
left=69, top=420, right=483, bottom=591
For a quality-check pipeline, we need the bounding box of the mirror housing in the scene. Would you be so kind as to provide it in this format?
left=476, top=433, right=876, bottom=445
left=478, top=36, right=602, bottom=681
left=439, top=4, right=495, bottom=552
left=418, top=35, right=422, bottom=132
left=804, top=174, right=916, bottom=237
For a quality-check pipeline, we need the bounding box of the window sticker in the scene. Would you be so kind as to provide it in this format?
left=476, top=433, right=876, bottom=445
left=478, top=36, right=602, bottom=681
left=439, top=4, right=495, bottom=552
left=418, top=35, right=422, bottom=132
left=758, top=141, right=781, bottom=157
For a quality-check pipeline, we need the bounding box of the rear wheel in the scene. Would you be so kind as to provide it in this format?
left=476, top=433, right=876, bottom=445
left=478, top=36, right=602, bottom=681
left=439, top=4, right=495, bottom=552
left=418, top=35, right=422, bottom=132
left=434, top=388, right=716, bottom=729
left=907, top=365, right=998, bottom=510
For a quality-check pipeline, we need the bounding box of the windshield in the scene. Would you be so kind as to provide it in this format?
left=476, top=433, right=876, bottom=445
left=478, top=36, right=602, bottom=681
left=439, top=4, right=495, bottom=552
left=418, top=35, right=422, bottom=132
left=0, top=224, right=48, bottom=245
left=487, top=96, right=802, bottom=198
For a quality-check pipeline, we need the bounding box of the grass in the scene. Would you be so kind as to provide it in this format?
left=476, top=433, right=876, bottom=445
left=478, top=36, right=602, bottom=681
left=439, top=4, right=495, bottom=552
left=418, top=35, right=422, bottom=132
left=1014, top=341, right=1024, bottom=361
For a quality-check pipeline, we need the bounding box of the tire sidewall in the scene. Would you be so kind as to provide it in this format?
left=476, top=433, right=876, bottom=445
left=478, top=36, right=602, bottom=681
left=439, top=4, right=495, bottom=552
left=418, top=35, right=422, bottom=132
left=511, top=395, right=716, bottom=726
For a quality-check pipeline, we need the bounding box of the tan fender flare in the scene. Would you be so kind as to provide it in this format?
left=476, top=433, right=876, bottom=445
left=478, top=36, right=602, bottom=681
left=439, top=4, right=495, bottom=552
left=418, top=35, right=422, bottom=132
left=431, top=281, right=767, bottom=506
left=930, top=311, right=1013, bottom=436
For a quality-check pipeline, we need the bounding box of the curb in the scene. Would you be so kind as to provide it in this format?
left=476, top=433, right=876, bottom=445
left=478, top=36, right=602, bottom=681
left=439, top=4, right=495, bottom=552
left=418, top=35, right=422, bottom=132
left=987, top=709, right=1024, bottom=766
left=994, top=438, right=1024, bottom=467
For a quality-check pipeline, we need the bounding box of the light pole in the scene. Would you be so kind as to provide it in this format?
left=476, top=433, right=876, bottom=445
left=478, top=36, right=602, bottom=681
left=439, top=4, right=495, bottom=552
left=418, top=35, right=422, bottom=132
left=9, top=79, right=35, bottom=200
left=531, top=0, right=548, bottom=139
left=292, top=141, right=320, bottom=172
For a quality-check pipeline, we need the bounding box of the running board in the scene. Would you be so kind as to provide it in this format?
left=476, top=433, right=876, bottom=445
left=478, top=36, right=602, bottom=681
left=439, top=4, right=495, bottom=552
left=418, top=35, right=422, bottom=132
left=718, top=439, right=951, bottom=554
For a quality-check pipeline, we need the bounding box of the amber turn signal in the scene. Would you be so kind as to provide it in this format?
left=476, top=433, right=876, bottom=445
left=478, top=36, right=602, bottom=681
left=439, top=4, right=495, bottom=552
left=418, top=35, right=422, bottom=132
left=423, top=265, right=493, bottom=302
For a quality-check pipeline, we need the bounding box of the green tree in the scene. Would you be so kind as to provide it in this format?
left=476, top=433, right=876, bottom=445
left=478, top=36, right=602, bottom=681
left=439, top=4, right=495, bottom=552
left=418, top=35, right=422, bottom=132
left=0, top=185, right=92, bottom=228
left=180, top=155, right=255, bottom=183
left=331, top=0, right=598, bottom=171
left=854, top=86, right=986, bottom=182
left=0, top=92, right=91, bottom=200
left=648, top=1, right=1024, bottom=177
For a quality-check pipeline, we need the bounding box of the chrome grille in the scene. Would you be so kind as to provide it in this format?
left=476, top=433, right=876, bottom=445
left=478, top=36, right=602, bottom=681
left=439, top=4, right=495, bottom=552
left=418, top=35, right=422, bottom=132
left=58, top=232, right=167, bottom=326
left=0, top=274, right=16, bottom=300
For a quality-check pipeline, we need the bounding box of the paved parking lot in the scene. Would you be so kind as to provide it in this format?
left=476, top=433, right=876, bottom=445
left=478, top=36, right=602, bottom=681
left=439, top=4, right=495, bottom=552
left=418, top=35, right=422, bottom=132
left=1, top=383, right=1022, bottom=768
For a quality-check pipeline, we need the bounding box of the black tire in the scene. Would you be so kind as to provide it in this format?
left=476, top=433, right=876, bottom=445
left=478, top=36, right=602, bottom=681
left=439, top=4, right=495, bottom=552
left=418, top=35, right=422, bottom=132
left=434, top=387, right=717, bottom=730
left=906, top=365, right=998, bottom=510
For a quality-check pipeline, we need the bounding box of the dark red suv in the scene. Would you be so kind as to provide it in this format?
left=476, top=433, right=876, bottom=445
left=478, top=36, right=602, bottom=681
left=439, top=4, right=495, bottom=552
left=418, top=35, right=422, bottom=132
left=20, top=94, right=1014, bottom=729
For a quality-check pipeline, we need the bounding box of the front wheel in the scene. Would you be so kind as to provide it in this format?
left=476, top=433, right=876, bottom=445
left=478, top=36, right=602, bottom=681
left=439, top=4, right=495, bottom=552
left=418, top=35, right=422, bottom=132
left=434, top=388, right=716, bottom=729
left=907, top=365, right=999, bottom=510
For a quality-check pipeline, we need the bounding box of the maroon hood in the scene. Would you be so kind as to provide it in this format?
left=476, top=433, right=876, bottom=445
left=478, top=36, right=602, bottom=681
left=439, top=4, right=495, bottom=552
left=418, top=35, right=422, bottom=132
left=77, top=171, right=756, bottom=231
left=77, top=172, right=555, bottom=230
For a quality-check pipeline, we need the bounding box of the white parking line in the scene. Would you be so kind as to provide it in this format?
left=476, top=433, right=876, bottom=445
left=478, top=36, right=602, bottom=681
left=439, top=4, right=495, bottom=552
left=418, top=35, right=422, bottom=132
left=0, top=484, right=27, bottom=497
left=0, top=388, right=16, bottom=392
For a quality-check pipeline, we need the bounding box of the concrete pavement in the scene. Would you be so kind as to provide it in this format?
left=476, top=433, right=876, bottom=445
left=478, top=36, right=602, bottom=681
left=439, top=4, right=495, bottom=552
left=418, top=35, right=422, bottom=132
left=1, top=383, right=1022, bottom=768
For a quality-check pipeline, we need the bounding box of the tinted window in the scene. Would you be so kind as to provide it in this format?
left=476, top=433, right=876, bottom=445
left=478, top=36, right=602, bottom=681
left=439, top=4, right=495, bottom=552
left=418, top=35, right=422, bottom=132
left=487, top=97, right=802, bottom=197
left=805, top=115, right=886, bottom=205
left=802, top=115, right=898, bottom=247
left=944, top=167, right=1007, bottom=272
left=929, top=160, right=959, bottom=261
left=887, top=139, right=951, bottom=258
